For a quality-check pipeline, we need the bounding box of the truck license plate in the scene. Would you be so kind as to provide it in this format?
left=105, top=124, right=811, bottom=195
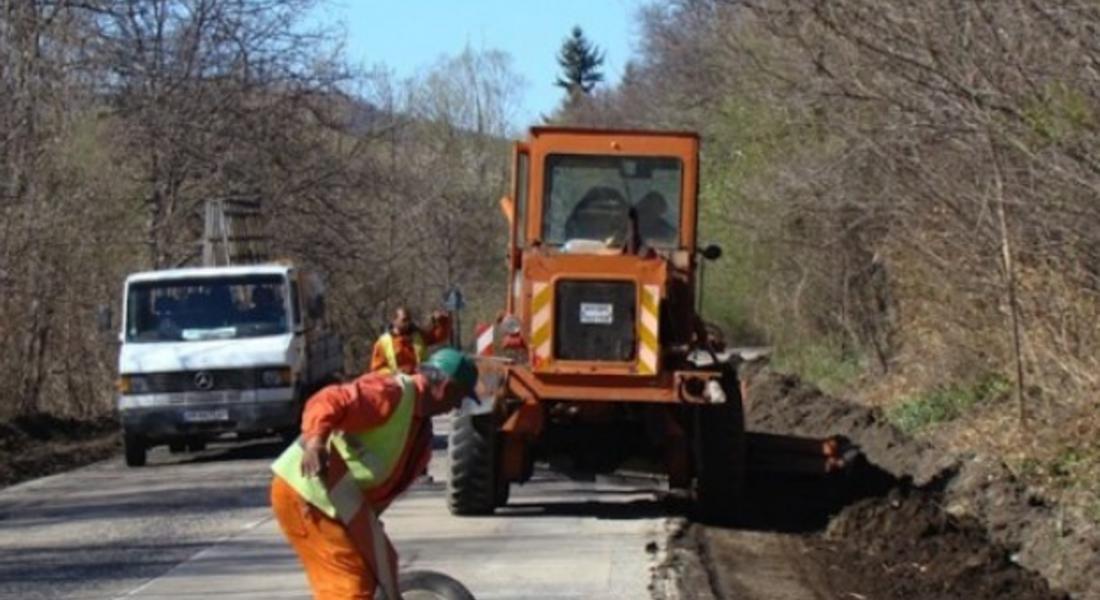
left=579, top=302, right=614, bottom=325
left=183, top=409, right=229, bottom=423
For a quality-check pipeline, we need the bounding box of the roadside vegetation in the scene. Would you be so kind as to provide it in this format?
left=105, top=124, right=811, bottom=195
left=886, top=374, right=1011, bottom=434
left=0, top=1, right=518, bottom=424
left=552, top=1, right=1100, bottom=522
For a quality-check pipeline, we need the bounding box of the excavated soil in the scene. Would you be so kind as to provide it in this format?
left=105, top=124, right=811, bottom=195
left=670, top=368, right=1084, bottom=599
left=815, top=487, right=1063, bottom=599
left=0, top=414, right=119, bottom=488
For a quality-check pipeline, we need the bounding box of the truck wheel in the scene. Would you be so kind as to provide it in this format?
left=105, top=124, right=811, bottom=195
left=376, top=569, right=476, bottom=600
left=447, top=413, right=500, bottom=516
left=124, top=433, right=147, bottom=467
left=693, top=368, right=747, bottom=524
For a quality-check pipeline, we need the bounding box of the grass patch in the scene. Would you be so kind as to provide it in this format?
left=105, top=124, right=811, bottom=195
left=887, top=373, right=1011, bottom=434
left=1015, top=443, right=1100, bottom=524
left=773, top=342, right=863, bottom=396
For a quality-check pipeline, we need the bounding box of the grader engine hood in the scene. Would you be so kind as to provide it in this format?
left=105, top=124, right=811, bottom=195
left=522, top=253, right=666, bottom=376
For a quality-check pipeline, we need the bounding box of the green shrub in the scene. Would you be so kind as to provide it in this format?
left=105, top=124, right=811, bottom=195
left=772, top=341, right=863, bottom=395
left=887, top=373, right=1011, bottom=434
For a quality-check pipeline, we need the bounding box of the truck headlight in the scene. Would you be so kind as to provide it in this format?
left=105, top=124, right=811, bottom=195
left=261, top=368, right=292, bottom=387
left=117, top=375, right=149, bottom=394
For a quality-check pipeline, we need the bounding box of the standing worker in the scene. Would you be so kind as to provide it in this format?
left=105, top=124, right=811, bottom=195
left=369, top=306, right=452, bottom=375
left=270, top=348, right=478, bottom=599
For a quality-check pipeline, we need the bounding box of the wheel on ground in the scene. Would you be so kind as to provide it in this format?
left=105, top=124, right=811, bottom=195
left=447, top=412, right=501, bottom=515
left=168, top=440, right=186, bottom=454
left=124, top=433, right=147, bottom=467
left=693, top=365, right=747, bottom=524
left=376, top=569, right=476, bottom=600
left=186, top=438, right=206, bottom=452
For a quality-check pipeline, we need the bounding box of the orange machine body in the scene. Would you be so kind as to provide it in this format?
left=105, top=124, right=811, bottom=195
left=476, top=127, right=735, bottom=488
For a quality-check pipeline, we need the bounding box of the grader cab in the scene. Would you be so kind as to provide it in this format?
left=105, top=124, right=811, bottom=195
left=447, top=128, right=744, bottom=520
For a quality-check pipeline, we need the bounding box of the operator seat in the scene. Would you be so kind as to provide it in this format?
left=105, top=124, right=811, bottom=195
left=563, top=186, right=630, bottom=243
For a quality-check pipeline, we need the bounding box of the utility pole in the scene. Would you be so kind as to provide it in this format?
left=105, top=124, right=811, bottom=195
left=202, top=197, right=270, bottom=266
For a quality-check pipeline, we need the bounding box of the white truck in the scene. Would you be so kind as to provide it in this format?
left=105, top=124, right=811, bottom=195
left=115, top=263, right=343, bottom=466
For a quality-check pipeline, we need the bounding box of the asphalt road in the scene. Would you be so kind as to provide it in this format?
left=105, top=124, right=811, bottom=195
left=0, top=418, right=669, bottom=600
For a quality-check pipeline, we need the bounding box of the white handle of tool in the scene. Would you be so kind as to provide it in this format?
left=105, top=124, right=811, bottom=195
left=332, top=433, right=402, bottom=599
left=364, top=502, right=401, bottom=600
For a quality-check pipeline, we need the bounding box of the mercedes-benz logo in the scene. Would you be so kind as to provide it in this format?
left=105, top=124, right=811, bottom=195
left=194, top=371, right=214, bottom=391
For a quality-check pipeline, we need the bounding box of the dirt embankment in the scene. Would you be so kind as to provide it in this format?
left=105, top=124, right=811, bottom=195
left=749, top=370, right=1098, bottom=598
left=672, top=368, right=1094, bottom=599
left=0, top=414, right=119, bottom=488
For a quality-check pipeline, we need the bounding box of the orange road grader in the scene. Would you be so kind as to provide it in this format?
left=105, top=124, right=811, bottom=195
left=446, top=127, right=758, bottom=519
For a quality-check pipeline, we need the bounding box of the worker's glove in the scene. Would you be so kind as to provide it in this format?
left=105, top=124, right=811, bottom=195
left=300, top=436, right=329, bottom=478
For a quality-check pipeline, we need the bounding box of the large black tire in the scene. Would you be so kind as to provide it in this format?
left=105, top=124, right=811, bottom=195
left=693, top=366, right=747, bottom=524
left=447, top=413, right=500, bottom=516
left=124, top=433, right=147, bottom=467
left=376, top=569, right=476, bottom=600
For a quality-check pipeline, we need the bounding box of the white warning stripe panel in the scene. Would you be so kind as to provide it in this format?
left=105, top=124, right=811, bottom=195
left=637, top=284, right=661, bottom=375
left=536, top=340, right=551, bottom=357
left=532, top=306, right=551, bottom=332
left=476, top=326, right=494, bottom=356
left=531, top=281, right=552, bottom=361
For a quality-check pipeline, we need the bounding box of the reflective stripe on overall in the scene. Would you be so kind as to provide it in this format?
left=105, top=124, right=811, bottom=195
left=271, top=374, right=417, bottom=599
left=378, top=332, right=427, bottom=373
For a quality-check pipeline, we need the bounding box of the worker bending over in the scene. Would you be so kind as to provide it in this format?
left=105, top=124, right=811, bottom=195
left=270, top=348, right=478, bottom=599
left=369, top=306, right=451, bottom=374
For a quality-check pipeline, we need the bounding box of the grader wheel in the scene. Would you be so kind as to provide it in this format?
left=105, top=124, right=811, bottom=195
left=447, top=412, right=502, bottom=516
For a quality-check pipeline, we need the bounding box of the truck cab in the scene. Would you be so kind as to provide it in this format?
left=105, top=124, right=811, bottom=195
left=116, top=264, right=342, bottom=466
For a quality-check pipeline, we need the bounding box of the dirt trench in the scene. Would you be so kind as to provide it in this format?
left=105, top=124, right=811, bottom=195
left=661, top=369, right=1087, bottom=599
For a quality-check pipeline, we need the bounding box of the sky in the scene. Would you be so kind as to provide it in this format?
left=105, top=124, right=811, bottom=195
left=323, top=0, right=648, bottom=127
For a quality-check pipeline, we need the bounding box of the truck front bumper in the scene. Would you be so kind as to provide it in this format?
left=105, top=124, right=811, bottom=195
left=118, top=387, right=298, bottom=439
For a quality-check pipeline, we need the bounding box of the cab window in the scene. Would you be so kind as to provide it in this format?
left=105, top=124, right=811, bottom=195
left=542, top=155, right=682, bottom=248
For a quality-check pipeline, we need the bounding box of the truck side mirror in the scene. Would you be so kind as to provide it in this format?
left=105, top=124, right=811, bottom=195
left=701, top=244, right=722, bottom=261
left=499, top=195, right=515, bottom=225
left=96, top=304, right=113, bottom=333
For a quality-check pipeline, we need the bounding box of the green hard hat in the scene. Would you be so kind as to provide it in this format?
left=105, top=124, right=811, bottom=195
left=422, top=348, right=479, bottom=395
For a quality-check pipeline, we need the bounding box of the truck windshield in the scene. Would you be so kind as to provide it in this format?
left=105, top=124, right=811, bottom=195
left=125, top=275, right=289, bottom=342
left=542, top=154, right=682, bottom=248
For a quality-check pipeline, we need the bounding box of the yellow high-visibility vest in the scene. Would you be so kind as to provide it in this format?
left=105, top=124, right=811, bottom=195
left=270, top=374, right=417, bottom=519
left=378, top=332, right=427, bottom=373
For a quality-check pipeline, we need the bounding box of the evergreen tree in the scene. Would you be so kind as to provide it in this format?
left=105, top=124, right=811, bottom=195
left=555, top=26, right=605, bottom=96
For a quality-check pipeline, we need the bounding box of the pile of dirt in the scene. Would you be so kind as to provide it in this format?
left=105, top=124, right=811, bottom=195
left=744, top=370, right=954, bottom=485
left=0, top=413, right=119, bottom=488
left=680, top=366, right=1100, bottom=598
left=817, top=487, right=1065, bottom=599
